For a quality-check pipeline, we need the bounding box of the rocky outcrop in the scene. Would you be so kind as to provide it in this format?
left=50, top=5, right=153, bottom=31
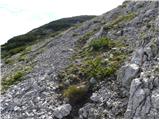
left=117, top=63, right=140, bottom=90
left=78, top=1, right=159, bottom=119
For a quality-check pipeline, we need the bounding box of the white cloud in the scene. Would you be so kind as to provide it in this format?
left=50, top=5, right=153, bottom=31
left=0, top=0, right=124, bottom=45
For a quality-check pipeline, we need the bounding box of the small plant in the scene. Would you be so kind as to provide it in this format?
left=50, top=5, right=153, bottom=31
left=84, top=57, right=117, bottom=80
left=13, top=71, right=24, bottom=80
left=18, top=55, right=28, bottom=62
left=63, top=84, right=88, bottom=103
left=89, top=37, right=114, bottom=51
left=5, top=58, right=14, bottom=64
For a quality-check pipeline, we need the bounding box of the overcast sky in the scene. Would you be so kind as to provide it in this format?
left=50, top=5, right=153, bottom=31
left=0, top=0, right=125, bottom=45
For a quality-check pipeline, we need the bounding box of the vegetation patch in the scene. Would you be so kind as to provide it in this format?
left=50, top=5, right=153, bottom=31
left=76, top=31, right=95, bottom=48
left=89, top=37, right=115, bottom=51
left=4, top=58, right=15, bottom=65
left=104, top=13, right=136, bottom=30
left=63, top=84, right=88, bottom=104
left=58, top=37, right=128, bottom=101
left=1, top=66, right=32, bottom=92
left=18, top=55, right=28, bottom=62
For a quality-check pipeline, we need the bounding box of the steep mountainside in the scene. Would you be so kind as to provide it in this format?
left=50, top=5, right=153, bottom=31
left=1, top=1, right=159, bottom=119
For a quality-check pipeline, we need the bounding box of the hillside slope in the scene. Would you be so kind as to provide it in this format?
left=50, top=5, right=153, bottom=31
left=1, top=15, right=95, bottom=58
left=1, top=1, right=159, bottom=119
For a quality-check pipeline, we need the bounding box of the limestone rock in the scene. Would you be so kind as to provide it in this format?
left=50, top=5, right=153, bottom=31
left=125, top=71, right=159, bottom=119
left=53, top=104, right=72, bottom=118
left=117, top=63, right=140, bottom=90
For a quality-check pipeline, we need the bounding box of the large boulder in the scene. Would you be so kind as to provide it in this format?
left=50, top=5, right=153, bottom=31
left=117, top=63, right=140, bottom=90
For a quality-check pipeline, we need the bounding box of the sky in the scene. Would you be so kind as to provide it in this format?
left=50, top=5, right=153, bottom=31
left=0, top=0, right=125, bottom=45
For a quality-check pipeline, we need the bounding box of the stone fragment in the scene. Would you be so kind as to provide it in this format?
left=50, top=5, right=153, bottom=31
left=53, top=104, right=72, bottom=119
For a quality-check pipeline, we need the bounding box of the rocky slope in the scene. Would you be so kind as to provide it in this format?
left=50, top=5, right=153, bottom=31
left=1, top=0, right=159, bottom=119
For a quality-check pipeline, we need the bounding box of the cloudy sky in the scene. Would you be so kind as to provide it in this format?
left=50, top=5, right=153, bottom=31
left=0, top=0, right=124, bottom=45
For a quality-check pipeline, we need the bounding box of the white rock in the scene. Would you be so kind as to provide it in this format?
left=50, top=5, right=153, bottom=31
left=14, top=106, right=20, bottom=111
left=53, top=104, right=72, bottom=118
left=90, top=93, right=99, bottom=102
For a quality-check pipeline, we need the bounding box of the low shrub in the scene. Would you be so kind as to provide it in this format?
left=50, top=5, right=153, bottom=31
left=18, top=55, right=28, bottom=62
left=5, top=58, right=14, bottom=64
left=84, top=57, right=117, bottom=80
left=63, top=84, right=88, bottom=103
left=2, top=71, right=25, bottom=90
left=89, top=37, right=114, bottom=51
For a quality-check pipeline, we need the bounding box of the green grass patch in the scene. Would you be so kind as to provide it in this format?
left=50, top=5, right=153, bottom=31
left=18, top=55, right=28, bottom=62
left=1, top=66, right=32, bottom=92
left=104, top=13, right=136, bottom=30
left=4, top=58, right=15, bottom=65
left=60, top=37, right=128, bottom=82
left=89, top=37, right=114, bottom=51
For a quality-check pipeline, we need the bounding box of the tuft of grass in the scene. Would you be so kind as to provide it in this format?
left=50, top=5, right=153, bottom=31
left=63, top=84, right=88, bottom=103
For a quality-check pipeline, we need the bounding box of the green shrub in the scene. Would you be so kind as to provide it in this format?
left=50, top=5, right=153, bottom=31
left=18, top=55, right=28, bottom=61
left=13, top=71, right=24, bottom=80
left=5, top=58, right=14, bottom=64
left=63, top=84, right=88, bottom=103
left=84, top=57, right=117, bottom=80
left=89, top=37, right=113, bottom=51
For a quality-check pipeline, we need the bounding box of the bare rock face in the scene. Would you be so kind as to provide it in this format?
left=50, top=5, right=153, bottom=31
left=125, top=72, right=159, bottom=118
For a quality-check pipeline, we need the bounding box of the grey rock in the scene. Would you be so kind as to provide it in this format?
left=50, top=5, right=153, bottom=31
left=131, top=48, right=144, bottom=66
left=117, top=63, right=140, bottom=90
left=53, top=104, right=72, bottom=118
left=89, top=77, right=97, bottom=84
left=125, top=71, right=159, bottom=119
